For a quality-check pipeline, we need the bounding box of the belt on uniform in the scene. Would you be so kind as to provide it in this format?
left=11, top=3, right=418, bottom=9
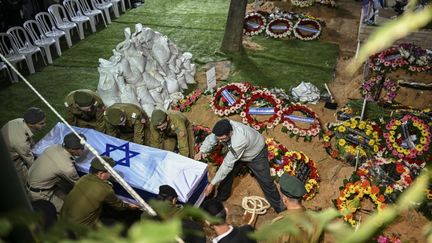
left=26, top=183, right=52, bottom=193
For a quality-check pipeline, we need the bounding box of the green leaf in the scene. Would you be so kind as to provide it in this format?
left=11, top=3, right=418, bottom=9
left=0, top=218, right=12, bottom=237
left=128, top=219, right=181, bottom=243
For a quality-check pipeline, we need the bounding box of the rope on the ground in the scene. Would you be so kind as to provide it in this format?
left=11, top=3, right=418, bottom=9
left=241, top=196, right=271, bottom=225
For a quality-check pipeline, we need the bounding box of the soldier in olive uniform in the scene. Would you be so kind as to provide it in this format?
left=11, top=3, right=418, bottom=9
left=27, top=133, right=86, bottom=212
left=269, top=173, right=323, bottom=243
left=60, top=156, right=139, bottom=227
left=104, top=103, right=149, bottom=145
left=149, top=109, right=195, bottom=158
left=64, top=89, right=105, bottom=132
left=1, top=107, right=46, bottom=184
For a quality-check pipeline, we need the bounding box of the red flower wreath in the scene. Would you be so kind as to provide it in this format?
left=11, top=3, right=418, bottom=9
left=265, top=18, right=293, bottom=39
left=280, top=104, right=321, bottom=140
left=244, top=12, right=267, bottom=36
left=293, top=19, right=322, bottom=41
left=211, top=83, right=252, bottom=117
left=240, top=90, right=283, bottom=131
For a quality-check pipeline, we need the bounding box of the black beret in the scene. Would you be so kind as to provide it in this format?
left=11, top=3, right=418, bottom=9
left=158, top=185, right=178, bottom=198
left=23, top=107, right=46, bottom=124
left=63, top=133, right=86, bottom=149
left=212, top=119, right=232, bottom=136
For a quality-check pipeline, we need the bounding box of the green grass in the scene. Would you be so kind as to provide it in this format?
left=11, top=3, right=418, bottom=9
left=0, top=0, right=339, bottom=140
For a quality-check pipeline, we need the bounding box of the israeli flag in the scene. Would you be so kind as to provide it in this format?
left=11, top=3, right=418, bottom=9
left=32, top=123, right=208, bottom=205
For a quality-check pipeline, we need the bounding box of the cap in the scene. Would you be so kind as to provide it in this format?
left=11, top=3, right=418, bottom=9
left=158, top=185, right=178, bottom=199
left=212, top=119, right=232, bottom=136
left=200, top=199, right=226, bottom=221
left=91, top=156, right=116, bottom=171
left=105, top=107, right=124, bottom=125
left=23, top=107, right=46, bottom=124
left=279, top=173, right=307, bottom=199
left=63, top=133, right=86, bottom=149
left=151, top=109, right=167, bottom=127
left=73, top=91, right=94, bottom=107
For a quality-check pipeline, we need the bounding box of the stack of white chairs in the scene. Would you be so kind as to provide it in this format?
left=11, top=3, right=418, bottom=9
left=0, top=33, right=29, bottom=82
left=91, top=0, right=113, bottom=24
left=62, top=0, right=93, bottom=37
left=77, top=0, right=107, bottom=28
left=23, top=20, right=57, bottom=64
left=48, top=4, right=79, bottom=44
left=35, top=12, right=69, bottom=51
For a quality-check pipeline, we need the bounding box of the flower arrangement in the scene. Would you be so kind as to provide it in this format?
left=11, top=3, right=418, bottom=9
left=361, top=75, right=399, bottom=102
left=323, top=130, right=343, bottom=160
left=357, top=157, right=413, bottom=193
left=210, top=83, right=252, bottom=117
left=291, top=0, right=314, bottom=7
left=280, top=104, right=321, bottom=141
left=368, top=46, right=407, bottom=73
left=383, top=114, right=431, bottom=160
left=265, top=18, right=293, bottom=38
left=266, top=138, right=320, bottom=200
left=171, top=89, right=203, bottom=112
left=327, top=117, right=383, bottom=166
left=293, top=19, right=322, bottom=41
left=244, top=12, right=267, bottom=36
left=240, top=90, right=283, bottom=131
left=375, top=234, right=401, bottom=243
left=335, top=179, right=387, bottom=227
left=193, top=125, right=225, bottom=166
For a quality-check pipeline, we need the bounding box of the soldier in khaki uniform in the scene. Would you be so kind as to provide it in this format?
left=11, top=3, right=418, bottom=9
left=104, top=103, right=149, bottom=145
left=60, top=156, right=139, bottom=227
left=1, top=107, right=46, bottom=184
left=27, top=133, right=86, bottom=212
left=149, top=109, right=195, bottom=158
left=269, top=173, right=323, bottom=243
left=64, top=89, right=105, bottom=132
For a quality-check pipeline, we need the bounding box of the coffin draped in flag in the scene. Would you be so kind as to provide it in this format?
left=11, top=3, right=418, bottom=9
left=32, top=122, right=208, bottom=204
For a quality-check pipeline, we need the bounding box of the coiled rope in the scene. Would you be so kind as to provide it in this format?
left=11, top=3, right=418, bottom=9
left=241, top=196, right=271, bottom=225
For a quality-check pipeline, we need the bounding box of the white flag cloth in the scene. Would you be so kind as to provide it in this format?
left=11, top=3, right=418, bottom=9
left=32, top=123, right=208, bottom=204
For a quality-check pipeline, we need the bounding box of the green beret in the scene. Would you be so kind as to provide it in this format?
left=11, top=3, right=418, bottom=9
left=151, top=109, right=167, bottom=127
left=105, top=107, right=124, bottom=125
left=63, top=133, right=86, bottom=149
left=91, top=156, right=116, bottom=171
left=73, top=91, right=94, bottom=107
left=23, top=107, right=46, bottom=124
left=279, top=173, right=307, bottom=199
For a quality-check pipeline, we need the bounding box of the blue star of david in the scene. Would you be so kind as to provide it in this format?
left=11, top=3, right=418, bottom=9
left=101, top=142, right=139, bottom=167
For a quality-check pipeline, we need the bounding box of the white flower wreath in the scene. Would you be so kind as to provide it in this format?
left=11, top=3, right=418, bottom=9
left=265, top=18, right=293, bottom=39
left=293, top=19, right=322, bottom=41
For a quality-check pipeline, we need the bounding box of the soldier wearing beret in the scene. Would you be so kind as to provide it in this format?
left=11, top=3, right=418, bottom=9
left=27, top=133, right=86, bottom=212
left=64, top=89, right=106, bottom=132
left=60, top=156, right=139, bottom=227
left=269, top=173, right=322, bottom=243
left=104, top=103, right=149, bottom=145
left=1, top=107, right=46, bottom=184
left=149, top=109, right=195, bottom=158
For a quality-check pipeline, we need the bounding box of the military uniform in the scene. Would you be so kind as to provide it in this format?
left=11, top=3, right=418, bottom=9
left=27, top=144, right=80, bottom=212
left=149, top=110, right=195, bottom=158
left=64, top=89, right=105, bottom=132
left=1, top=118, right=35, bottom=184
left=60, top=173, right=130, bottom=227
left=104, top=103, right=149, bottom=145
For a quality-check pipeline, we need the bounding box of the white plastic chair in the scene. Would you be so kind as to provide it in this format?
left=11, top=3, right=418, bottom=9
left=76, top=0, right=107, bottom=29
left=104, top=0, right=120, bottom=18
left=0, top=33, right=28, bottom=81
left=61, top=0, right=92, bottom=38
left=90, top=0, right=113, bottom=24
left=6, top=27, right=46, bottom=74
left=23, top=20, right=57, bottom=64
left=48, top=4, right=79, bottom=44
left=0, top=61, right=13, bottom=82
left=35, top=12, right=68, bottom=51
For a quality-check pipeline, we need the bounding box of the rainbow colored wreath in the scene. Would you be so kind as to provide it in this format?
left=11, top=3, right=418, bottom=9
left=211, top=83, right=252, bottom=117
left=361, top=75, right=398, bottom=102
left=265, top=18, right=293, bottom=38
left=280, top=104, right=321, bottom=141
left=266, top=138, right=320, bottom=201
left=336, top=179, right=387, bottom=227
left=293, top=19, right=322, bottom=41
left=171, top=89, right=202, bottom=112
left=368, top=46, right=407, bottom=73
left=240, top=90, right=283, bottom=131
left=357, top=157, right=413, bottom=194
left=244, top=12, right=267, bottom=36
left=383, top=114, right=431, bottom=160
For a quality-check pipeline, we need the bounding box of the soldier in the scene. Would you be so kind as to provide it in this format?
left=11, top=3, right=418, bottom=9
left=269, top=173, right=323, bottom=243
left=64, top=89, right=105, bottom=132
left=27, top=133, right=86, bottom=212
left=1, top=107, right=46, bottom=184
left=104, top=103, right=149, bottom=145
left=60, top=156, right=139, bottom=227
left=149, top=109, right=195, bottom=158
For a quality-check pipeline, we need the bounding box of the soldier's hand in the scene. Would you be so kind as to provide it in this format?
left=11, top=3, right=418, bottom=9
left=204, top=183, right=214, bottom=196
left=128, top=203, right=141, bottom=210
left=194, top=152, right=208, bottom=161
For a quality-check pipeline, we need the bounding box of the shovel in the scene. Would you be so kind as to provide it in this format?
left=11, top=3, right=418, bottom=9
left=324, top=83, right=338, bottom=110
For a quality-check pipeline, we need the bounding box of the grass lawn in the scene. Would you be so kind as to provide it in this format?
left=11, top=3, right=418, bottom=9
left=0, top=0, right=338, bottom=139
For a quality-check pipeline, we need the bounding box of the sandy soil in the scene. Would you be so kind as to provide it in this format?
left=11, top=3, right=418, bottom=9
left=189, top=0, right=431, bottom=242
